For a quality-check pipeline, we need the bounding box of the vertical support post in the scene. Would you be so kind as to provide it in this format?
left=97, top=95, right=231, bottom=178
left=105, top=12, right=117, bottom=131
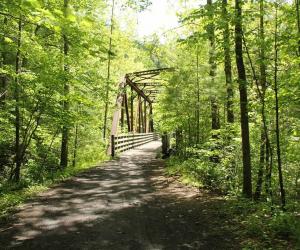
left=144, top=100, right=147, bottom=133
left=135, top=95, right=139, bottom=132
left=121, top=95, right=125, bottom=130
left=141, top=99, right=144, bottom=133
left=149, top=103, right=154, bottom=133
left=138, top=95, right=142, bottom=133
left=108, top=78, right=126, bottom=155
left=124, top=93, right=130, bottom=132
left=130, top=87, right=134, bottom=132
left=111, top=135, right=115, bottom=157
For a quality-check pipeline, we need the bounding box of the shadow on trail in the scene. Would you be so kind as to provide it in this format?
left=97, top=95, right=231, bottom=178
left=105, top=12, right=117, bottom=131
left=0, top=141, right=241, bottom=250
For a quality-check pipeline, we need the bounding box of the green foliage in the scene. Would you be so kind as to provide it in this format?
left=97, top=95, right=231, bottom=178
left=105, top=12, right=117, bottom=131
left=0, top=0, right=155, bottom=217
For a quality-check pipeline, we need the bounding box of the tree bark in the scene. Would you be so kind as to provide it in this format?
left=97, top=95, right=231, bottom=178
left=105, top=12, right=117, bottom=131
left=207, top=0, right=220, bottom=132
left=196, top=47, right=200, bottom=144
left=11, top=17, right=22, bottom=182
left=255, top=129, right=265, bottom=199
left=234, top=0, right=252, bottom=198
left=0, top=17, right=8, bottom=105
left=103, top=0, right=115, bottom=139
left=222, top=0, right=234, bottom=123
left=207, top=0, right=220, bottom=163
left=274, top=5, right=286, bottom=209
left=296, top=0, right=300, bottom=55
left=60, top=0, right=70, bottom=169
left=72, top=123, right=79, bottom=168
left=255, top=0, right=268, bottom=200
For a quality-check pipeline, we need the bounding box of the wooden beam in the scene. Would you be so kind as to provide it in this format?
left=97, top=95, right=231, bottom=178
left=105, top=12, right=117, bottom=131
left=144, top=99, right=147, bottom=133
left=125, top=76, right=152, bottom=104
left=135, top=82, right=162, bottom=87
left=121, top=95, right=125, bottom=130
left=130, top=87, right=134, bottom=132
left=149, top=103, right=154, bottom=132
left=124, top=92, right=130, bottom=132
left=133, top=77, right=161, bottom=83
left=138, top=95, right=142, bottom=133
left=127, top=68, right=175, bottom=77
left=110, top=78, right=126, bottom=136
left=144, top=90, right=160, bottom=94
left=108, top=78, right=126, bottom=155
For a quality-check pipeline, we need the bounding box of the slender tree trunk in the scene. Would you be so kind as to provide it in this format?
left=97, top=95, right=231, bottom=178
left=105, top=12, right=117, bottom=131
left=296, top=0, right=300, bottom=55
left=207, top=0, right=219, bottom=132
left=211, top=98, right=219, bottom=130
left=235, top=0, right=252, bottom=198
left=274, top=5, right=286, bottom=209
left=103, top=0, right=115, bottom=139
left=72, top=123, right=79, bottom=168
left=242, top=26, right=274, bottom=200
left=255, top=0, right=268, bottom=200
left=207, top=0, right=220, bottom=163
left=196, top=47, right=200, bottom=144
left=11, top=17, right=22, bottom=182
left=0, top=17, right=8, bottom=105
left=222, top=0, right=234, bottom=123
left=255, top=129, right=265, bottom=199
left=60, top=0, right=70, bottom=169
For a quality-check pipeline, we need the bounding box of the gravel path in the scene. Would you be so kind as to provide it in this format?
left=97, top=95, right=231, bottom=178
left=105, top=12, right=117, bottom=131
left=0, top=141, right=241, bottom=250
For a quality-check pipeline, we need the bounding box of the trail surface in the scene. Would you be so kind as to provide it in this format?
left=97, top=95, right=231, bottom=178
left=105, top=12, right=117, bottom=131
left=0, top=141, right=241, bottom=250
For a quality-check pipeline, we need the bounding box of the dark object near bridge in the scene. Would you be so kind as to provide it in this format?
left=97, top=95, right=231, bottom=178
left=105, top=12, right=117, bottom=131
left=162, top=148, right=175, bottom=159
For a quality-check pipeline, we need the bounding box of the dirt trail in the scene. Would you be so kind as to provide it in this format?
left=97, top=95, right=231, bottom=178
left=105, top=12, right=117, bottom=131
left=0, top=141, right=241, bottom=250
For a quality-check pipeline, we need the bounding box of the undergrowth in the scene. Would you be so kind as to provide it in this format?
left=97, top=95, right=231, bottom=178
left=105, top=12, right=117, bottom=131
left=165, top=155, right=300, bottom=249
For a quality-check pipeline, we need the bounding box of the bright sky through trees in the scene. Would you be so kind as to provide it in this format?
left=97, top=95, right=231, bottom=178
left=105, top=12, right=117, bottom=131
left=136, top=0, right=179, bottom=37
left=136, top=0, right=200, bottom=38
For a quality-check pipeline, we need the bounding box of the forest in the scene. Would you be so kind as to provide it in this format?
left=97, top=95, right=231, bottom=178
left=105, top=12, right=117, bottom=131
left=0, top=0, right=299, bottom=248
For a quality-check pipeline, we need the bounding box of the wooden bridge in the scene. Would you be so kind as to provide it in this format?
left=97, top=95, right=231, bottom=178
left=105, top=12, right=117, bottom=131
left=109, top=68, right=174, bottom=156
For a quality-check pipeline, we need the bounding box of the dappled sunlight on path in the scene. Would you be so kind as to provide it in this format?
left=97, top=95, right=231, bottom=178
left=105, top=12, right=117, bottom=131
left=0, top=141, right=241, bottom=250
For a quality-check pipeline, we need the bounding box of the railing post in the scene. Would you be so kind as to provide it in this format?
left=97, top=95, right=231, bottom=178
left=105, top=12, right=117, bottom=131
left=111, top=135, right=115, bottom=157
left=132, top=133, right=135, bottom=149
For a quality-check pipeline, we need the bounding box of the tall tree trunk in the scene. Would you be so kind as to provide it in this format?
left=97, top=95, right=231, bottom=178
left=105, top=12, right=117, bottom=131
left=255, top=0, right=268, bottom=200
left=0, top=17, right=8, bottom=105
left=235, top=0, right=252, bottom=198
left=72, top=123, right=79, bottom=168
left=196, top=47, right=200, bottom=144
left=296, top=0, right=300, bottom=55
left=103, top=0, right=115, bottom=139
left=255, top=129, right=265, bottom=199
left=222, top=0, right=234, bottom=123
left=11, top=17, right=22, bottom=182
left=274, top=5, right=286, bottom=209
left=207, top=0, right=220, bottom=163
left=207, top=0, right=219, bottom=131
left=60, top=0, right=70, bottom=169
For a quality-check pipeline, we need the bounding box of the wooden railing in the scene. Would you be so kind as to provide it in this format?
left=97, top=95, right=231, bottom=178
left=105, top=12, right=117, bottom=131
left=111, top=133, right=159, bottom=156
